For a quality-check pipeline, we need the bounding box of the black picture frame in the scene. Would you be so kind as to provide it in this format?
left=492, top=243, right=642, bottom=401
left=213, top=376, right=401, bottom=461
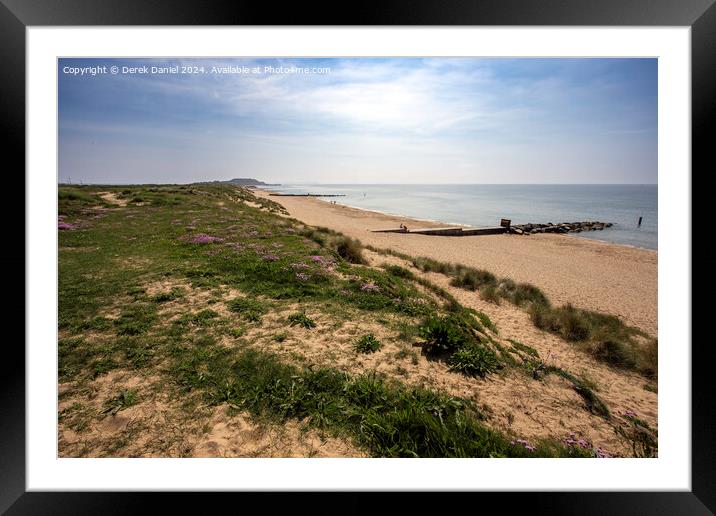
left=3, top=0, right=712, bottom=513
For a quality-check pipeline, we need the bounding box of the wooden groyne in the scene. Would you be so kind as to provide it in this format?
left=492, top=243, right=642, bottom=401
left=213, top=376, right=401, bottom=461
left=269, top=193, right=346, bottom=197
left=371, top=220, right=612, bottom=237
left=371, top=226, right=507, bottom=236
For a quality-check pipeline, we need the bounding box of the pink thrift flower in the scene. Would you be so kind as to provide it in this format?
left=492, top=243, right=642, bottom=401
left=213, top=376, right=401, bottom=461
left=191, top=234, right=223, bottom=244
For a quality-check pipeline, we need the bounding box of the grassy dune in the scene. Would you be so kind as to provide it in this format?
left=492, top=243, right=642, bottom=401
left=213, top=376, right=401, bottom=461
left=369, top=249, right=658, bottom=378
left=58, top=184, right=654, bottom=457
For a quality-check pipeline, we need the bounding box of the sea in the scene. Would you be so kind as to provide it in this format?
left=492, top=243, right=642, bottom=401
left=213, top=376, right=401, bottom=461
left=263, top=184, right=658, bottom=251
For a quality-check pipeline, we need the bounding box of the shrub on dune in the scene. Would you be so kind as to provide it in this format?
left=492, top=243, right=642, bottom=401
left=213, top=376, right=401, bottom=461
left=355, top=334, right=382, bottom=354
left=449, top=268, right=497, bottom=291
left=448, top=344, right=501, bottom=378
left=332, top=236, right=366, bottom=264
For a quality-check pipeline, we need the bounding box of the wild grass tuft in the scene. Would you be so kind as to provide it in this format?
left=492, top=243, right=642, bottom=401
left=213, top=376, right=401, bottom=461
left=418, top=315, right=471, bottom=354
left=417, top=311, right=504, bottom=378
left=476, top=312, right=498, bottom=334
left=530, top=304, right=589, bottom=341
left=332, top=236, right=366, bottom=264
left=450, top=268, right=496, bottom=291
left=288, top=311, right=316, bottom=329
left=355, top=334, right=382, bottom=354
left=480, top=285, right=501, bottom=304
left=546, top=367, right=610, bottom=419
left=76, top=316, right=113, bottom=332
left=507, top=339, right=539, bottom=357
left=448, top=344, right=501, bottom=378
left=151, top=287, right=184, bottom=303
left=227, top=297, right=267, bottom=322
left=272, top=331, right=289, bottom=342
left=530, top=304, right=655, bottom=376
left=384, top=264, right=415, bottom=279
left=101, top=389, right=139, bottom=416
left=115, top=304, right=157, bottom=336
left=615, top=412, right=658, bottom=457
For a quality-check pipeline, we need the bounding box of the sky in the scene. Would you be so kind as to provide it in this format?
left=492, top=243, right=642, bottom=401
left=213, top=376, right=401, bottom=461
left=58, top=57, right=657, bottom=185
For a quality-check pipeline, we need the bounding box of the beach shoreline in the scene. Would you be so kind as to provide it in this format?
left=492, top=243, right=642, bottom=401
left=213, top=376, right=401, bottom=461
left=255, top=188, right=658, bottom=336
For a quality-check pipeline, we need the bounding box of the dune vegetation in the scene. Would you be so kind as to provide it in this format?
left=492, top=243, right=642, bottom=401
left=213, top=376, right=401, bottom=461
left=58, top=184, right=656, bottom=458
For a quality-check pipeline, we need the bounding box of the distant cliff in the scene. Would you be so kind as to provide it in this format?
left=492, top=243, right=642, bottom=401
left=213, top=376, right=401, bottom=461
left=226, top=178, right=279, bottom=186
left=200, top=178, right=280, bottom=187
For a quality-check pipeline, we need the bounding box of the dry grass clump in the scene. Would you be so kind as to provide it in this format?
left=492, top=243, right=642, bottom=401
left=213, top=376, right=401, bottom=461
left=530, top=304, right=657, bottom=376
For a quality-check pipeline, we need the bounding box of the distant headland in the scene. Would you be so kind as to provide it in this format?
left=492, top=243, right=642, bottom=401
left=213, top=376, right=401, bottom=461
left=202, top=178, right=280, bottom=187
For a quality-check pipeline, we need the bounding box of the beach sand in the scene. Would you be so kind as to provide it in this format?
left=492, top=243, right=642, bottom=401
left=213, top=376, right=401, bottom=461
left=255, top=190, right=657, bottom=336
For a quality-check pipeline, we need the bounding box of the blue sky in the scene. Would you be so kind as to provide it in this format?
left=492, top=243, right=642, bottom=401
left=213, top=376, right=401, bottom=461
left=58, top=58, right=657, bottom=184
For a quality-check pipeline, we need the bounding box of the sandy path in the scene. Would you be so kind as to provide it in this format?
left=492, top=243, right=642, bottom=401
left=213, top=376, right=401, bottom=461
left=98, top=191, right=128, bottom=206
left=255, top=190, right=657, bottom=336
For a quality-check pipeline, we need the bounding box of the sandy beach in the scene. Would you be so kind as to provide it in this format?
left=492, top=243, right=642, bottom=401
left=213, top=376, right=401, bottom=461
left=255, top=190, right=657, bottom=336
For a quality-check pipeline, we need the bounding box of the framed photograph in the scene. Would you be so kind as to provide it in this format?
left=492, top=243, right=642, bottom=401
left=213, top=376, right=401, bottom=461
left=4, top=0, right=712, bottom=512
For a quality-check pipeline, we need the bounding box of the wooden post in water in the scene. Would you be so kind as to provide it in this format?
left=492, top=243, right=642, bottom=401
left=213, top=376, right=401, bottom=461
left=638, top=216, right=643, bottom=227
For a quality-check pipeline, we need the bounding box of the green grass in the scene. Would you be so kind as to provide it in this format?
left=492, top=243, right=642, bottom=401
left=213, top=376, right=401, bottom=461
left=355, top=334, right=382, bottom=354
left=371, top=250, right=656, bottom=377
left=530, top=304, right=656, bottom=376
left=417, top=312, right=505, bottom=378
left=383, top=264, right=415, bottom=279
left=450, top=268, right=497, bottom=291
left=173, top=346, right=585, bottom=457
left=492, top=341, right=518, bottom=366
left=480, top=285, right=501, bottom=304
left=76, top=316, right=113, bottom=332
left=59, top=334, right=164, bottom=381
left=332, top=236, right=366, bottom=264
left=272, top=331, right=289, bottom=342
left=151, top=287, right=184, bottom=303
left=615, top=412, right=657, bottom=458
left=530, top=303, right=589, bottom=341
left=57, top=183, right=628, bottom=457
left=101, top=389, right=140, bottom=416
left=507, top=339, right=539, bottom=357
left=545, top=367, right=610, bottom=420
left=476, top=312, right=498, bottom=334
left=296, top=226, right=366, bottom=264
left=225, top=327, right=245, bottom=338
left=288, top=311, right=316, bottom=329
left=418, top=315, right=474, bottom=354
left=448, top=344, right=501, bottom=378
left=409, top=257, right=547, bottom=307
left=114, top=303, right=157, bottom=336
left=182, top=309, right=219, bottom=326
left=227, top=297, right=267, bottom=322
left=58, top=188, right=103, bottom=206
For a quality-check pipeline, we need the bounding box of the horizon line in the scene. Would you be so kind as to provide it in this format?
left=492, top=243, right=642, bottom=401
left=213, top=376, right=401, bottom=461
left=58, top=181, right=658, bottom=186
